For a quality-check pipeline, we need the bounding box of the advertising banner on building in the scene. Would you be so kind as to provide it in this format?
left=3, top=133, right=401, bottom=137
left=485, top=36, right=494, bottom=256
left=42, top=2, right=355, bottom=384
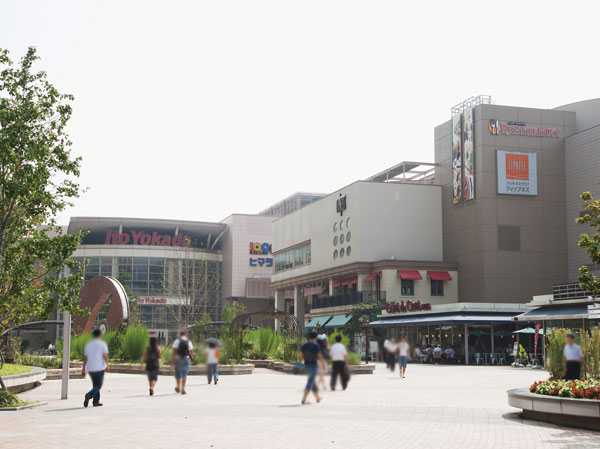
left=497, top=150, right=538, bottom=196
left=452, top=114, right=462, bottom=205
left=462, top=107, right=475, bottom=201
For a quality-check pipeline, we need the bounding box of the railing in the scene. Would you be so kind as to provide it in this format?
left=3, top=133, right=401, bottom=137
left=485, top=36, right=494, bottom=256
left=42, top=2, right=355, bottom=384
left=311, top=291, right=386, bottom=310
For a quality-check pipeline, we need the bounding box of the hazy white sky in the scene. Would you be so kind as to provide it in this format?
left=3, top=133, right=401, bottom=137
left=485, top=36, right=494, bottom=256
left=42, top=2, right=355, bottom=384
left=2, top=0, right=599, bottom=224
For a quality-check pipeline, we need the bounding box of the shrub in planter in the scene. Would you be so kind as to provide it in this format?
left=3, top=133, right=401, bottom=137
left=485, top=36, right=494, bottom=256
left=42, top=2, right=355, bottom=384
left=545, top=328, right=567, bottom=380
left=122, top=326, right=149, bottom=362
left=2, top=337, right=22, bottom=363
left=581, top=326, right=600, bottom=379
left=70, top=334, right=92, bottom=360
left=0, top=389, right=25, bottom=408
left=103, top=331, right=123, bottom=360
left=246, top=328, right=278, bottom=360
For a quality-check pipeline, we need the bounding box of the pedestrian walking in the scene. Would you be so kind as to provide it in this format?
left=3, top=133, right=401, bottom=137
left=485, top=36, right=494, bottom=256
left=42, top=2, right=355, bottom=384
left=388, top=338, right=398, bottom=372
left=563, top=332, right=589, bottom=381
left=383, top=337, right=391, bottom=367
left=81, top=328, right=109, bottom=408
left=330, top=334, right=349, bottom=391
left=172, top=331, right=194, bottom=394
left=316, top=333, right=330, bottom=391
left=300, top=330, right=327, bottom=404
left=141, top=336, right=161, bottom=396
left=398, top=336, right=411, bottom=378
left=206, top=341, right=219, bottom=385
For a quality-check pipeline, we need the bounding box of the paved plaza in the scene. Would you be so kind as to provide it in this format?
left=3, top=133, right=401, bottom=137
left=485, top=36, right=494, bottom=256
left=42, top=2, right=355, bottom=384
left=2, top=364, right=599, bottom=448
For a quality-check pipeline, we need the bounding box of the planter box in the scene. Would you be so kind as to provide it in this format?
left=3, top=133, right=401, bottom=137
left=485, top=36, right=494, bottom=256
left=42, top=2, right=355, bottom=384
left=45, top=368, right=83, bottom=380
left=3, top=367, right=46, bottom=393
left=508, top=388, right=600, bottom=431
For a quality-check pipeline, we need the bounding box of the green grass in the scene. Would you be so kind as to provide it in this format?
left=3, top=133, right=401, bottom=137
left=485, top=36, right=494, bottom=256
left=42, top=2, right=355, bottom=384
left=0, top=363, right=33, bottom=376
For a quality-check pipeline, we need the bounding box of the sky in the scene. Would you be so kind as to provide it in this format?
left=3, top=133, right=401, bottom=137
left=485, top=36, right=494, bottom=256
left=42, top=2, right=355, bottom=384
left=2, top=0, right=599, bottom=224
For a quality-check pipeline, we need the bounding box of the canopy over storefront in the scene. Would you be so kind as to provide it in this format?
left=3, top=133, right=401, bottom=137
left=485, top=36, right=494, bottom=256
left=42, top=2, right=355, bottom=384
left=369, top=313, right=518, bottom=328
left=514, top=304, right=590, bottom=321
left=305, top=315, right=332, bottom=329
left=325, top=314, right=352, bottom=328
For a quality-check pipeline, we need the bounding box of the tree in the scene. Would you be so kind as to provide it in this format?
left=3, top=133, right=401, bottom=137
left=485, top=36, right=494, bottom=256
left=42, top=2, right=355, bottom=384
left=164, top=244, right=221, bottom=331
left=577, top=191, right=600, bottom=296
left=0, top=47, right=86, bottom=339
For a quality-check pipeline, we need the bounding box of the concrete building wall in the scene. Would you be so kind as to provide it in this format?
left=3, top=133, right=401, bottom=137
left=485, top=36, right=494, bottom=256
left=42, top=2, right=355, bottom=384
left=220, top=214, right=276, bottom=312
left=564, top=124, right=600, bottom=281
left=272, top=181, right=443, bottom=284
left=435, top=104, right=575, bottom=304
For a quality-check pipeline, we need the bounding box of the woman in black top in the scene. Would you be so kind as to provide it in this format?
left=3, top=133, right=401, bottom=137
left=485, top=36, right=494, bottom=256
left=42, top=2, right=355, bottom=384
left=141, top=337, right=161, bottom=396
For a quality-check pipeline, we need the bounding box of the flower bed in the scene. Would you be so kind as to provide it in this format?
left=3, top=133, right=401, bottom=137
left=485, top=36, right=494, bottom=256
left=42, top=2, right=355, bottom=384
left=530, top=379, right=600, bottom=400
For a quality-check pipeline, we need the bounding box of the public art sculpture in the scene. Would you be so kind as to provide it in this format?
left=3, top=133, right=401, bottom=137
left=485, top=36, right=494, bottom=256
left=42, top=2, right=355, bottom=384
left=73, top=276, right=129, bottom=334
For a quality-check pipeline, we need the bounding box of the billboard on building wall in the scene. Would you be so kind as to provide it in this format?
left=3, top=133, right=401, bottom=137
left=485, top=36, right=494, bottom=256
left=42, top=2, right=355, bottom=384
left=497, top=150, right=538, bottom=196
left=452, top=114, right=462, bottom=204
left=462, top=107, right=475, bottom=201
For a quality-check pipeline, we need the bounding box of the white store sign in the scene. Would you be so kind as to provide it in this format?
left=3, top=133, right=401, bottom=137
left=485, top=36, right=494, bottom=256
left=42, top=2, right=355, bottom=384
left=497, top=150, right=538, bottom=196
left=137, top=296, right=187, bottom=306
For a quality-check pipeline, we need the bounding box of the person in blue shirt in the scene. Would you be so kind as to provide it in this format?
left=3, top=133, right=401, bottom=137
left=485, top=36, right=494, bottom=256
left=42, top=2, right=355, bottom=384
left=300, top=330, right=327, bottom=404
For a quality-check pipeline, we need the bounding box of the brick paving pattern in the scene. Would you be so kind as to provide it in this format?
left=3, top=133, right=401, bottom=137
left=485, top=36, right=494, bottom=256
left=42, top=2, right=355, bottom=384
left=2, top=364, right=599, bottom=448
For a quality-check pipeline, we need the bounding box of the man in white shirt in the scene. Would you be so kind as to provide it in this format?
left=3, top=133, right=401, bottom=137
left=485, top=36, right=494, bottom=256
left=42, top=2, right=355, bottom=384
left=383, top=337, right=391, bottom=367
left=563, top=333, right=589, bottom=381
left=172, top=331, right=194, bottom=394
left=330, top=334, right=349, bottom=390
left=82, top=329, right=109, bottom=407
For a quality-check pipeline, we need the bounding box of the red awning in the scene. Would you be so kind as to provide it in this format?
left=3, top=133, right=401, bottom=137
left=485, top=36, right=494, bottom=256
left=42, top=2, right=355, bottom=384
left=333, top=281, right=342, bottom=288
left=341, top=277, right=358, bottom=286
left=397, top=270, right=423, bottom=280
left=428, top=270, right=452, bottom=281
left=364, top=271, right=382, bottom=282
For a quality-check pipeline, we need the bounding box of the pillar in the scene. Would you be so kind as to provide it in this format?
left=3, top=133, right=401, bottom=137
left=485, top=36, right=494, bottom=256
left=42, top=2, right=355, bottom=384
left=328, top=278, right=334, bottom=296
left=357, top=273, right=368, bottom=292
left=274, top=290, right=285, bottom=332
left=491, top=322, right=495, bottom=355
left=464, top=323, right=469, bottom=365
left=294, top=286, right=305, bottom=335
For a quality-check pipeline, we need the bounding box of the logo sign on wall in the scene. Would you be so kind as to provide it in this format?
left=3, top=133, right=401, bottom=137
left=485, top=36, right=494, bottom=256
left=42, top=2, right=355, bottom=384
left=451, top=114, right=463, bottom=205
left=488, top=119, right=560, bottom=138
left=385, top=300, right=432, bottom=313
left=249, top=242, right=273, bottom=268
left=463, top=107, right=475, bottom=201
left=497, top=150, right=538, bottom=195
left=249, top=242, right=272, bottom=255
left=104, top=230, right=191, bottom=247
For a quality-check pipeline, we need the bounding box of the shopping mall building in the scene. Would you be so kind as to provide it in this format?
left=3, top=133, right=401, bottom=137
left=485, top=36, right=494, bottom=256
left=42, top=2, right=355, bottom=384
left=272, top=96, right=600, bottom=363
left=65, top=194, right=324, bottom=342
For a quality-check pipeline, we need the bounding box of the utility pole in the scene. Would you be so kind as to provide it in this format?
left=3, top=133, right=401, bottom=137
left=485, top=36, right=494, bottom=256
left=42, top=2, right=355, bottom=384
left=60, top=267, right=72, bottom=400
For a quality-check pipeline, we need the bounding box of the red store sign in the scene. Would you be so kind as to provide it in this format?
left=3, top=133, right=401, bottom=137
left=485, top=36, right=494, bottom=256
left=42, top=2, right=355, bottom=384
left=386, top=300, right=431, bottom=313
left=104, top=230, right=192, bottom=247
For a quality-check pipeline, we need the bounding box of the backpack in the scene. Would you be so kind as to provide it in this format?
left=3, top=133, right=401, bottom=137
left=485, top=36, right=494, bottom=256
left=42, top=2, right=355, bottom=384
left=146, top=347, right=159, bottom=371
left=177, top=338, right=190, bottom=358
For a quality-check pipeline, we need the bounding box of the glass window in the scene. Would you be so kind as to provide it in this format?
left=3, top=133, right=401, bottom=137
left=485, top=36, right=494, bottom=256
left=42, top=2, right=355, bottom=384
left=346, top=246, right=351, bottom=257
left=333, top=250, right=338, bottom=260
left=333, top=236, right=338, bottom=246
left=295, top=246, right=304, bottom=266
left=340, top=220, right=344, bottom=231
left=333, top=222, right=338, bottom=232
left=340, top=248, right=345, bottom=258
left=431, top=280, right=444, bottom=296
left=340, top=233, right=345, bottom=244
left=346, top=232, right=351, bottom=242
left=346, top=217, right=351, bottom=229
left=306, top=243, right=311, bottom=264
left=401, top=279, right=414, bottom=296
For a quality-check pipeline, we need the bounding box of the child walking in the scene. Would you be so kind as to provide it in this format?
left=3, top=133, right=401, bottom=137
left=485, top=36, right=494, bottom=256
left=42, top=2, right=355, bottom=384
left=207, top=341, right=219, bottom=385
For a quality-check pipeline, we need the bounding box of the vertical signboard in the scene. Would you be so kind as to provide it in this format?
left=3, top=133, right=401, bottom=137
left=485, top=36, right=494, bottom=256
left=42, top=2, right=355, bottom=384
left=451, top=114, right=463, bottom=205
left=462, top=107, right=475, bottom=201
left=497, top=150, right=538, bottom=195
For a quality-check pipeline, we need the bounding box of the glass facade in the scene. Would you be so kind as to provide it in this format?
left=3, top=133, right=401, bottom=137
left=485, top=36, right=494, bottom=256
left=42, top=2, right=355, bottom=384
left=274, top=242, right=311, bottom=272
left=74, top=256, right=222, bottom=334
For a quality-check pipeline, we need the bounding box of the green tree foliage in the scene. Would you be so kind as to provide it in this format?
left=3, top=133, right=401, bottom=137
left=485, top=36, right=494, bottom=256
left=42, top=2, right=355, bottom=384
left=121, top=326, right=149, bottom=362
left=577, top=191, right=600, bottom=296
left=0, top=47, right=86, bottom=336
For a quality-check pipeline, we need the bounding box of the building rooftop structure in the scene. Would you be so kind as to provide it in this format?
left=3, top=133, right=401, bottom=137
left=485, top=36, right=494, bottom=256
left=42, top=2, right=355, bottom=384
left=258, top=192, right=326, bottom=217
left=364, top=161, right=438, bottom=184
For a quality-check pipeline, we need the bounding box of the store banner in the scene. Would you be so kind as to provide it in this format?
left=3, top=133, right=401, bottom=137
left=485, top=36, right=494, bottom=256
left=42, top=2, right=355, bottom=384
left=462, top=107, right=475, bottom=201
left=452, top=114, right=463, bottom=205
left=497, top=150, right=538, bottom=196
